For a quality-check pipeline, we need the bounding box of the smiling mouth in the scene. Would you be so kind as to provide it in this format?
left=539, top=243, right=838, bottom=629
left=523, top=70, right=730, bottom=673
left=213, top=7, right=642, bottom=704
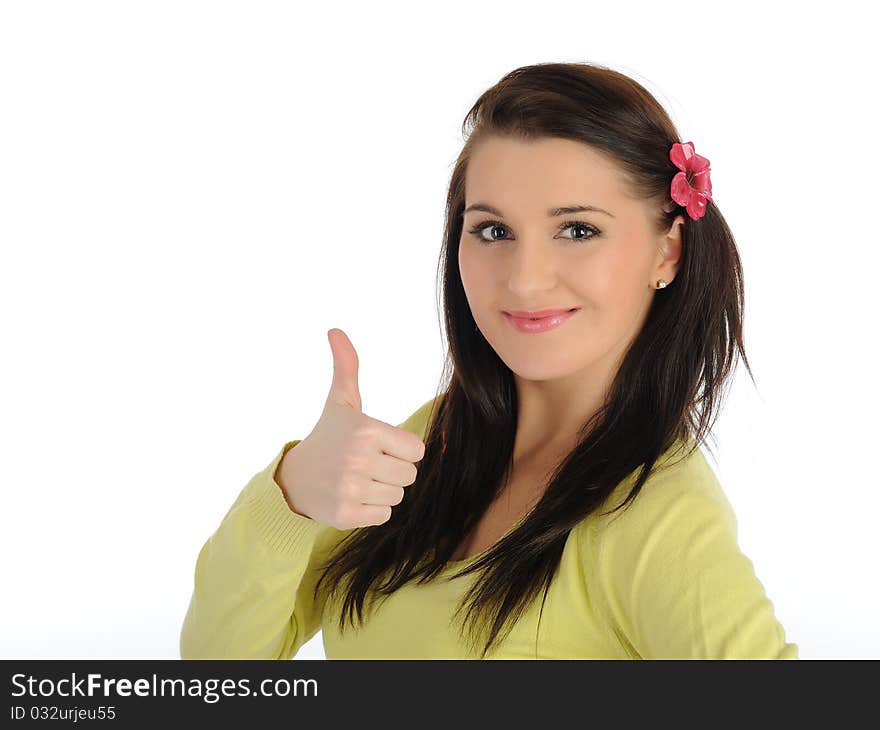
left=507, top=308, right=579, bottom=321
left=501, top=308, right=581, bottom=334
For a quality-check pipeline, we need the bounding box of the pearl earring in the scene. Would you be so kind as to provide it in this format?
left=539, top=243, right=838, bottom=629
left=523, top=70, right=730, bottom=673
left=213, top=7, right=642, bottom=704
left=655, top=279, right=668, bottom=289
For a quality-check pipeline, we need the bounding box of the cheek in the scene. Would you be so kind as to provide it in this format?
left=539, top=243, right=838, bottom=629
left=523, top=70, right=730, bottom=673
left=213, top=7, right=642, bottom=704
left=576, top=248, right=644, bottom=322
left=457, top=243, right=473, bottom=298
left=458, top=242, right=491, bottom=298
left=457, top=240, right=469, bottom=275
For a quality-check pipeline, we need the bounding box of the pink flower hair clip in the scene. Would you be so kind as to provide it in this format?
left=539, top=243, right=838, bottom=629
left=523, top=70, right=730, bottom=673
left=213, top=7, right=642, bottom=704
left=664, top=141, right=713, bottom=221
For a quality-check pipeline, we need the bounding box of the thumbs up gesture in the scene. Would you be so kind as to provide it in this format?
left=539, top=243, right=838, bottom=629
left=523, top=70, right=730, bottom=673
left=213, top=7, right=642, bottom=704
left=274, top=329, right=427, bottom=530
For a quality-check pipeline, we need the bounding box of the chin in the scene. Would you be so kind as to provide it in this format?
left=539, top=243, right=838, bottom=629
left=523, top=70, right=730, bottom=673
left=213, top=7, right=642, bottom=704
left=496, top=353, right=582, bottom=381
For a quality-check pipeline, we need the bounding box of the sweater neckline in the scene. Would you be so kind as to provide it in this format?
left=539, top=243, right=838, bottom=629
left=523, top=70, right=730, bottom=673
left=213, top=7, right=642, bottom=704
left=439, top=510, right=532, bottom=575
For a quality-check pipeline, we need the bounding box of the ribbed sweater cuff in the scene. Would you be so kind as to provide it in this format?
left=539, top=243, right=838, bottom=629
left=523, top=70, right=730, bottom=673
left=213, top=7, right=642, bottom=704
left=245, top=439, right=328, bottom=556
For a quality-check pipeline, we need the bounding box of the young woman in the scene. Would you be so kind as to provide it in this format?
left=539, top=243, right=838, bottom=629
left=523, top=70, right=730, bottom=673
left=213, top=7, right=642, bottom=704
left=180, top=61, right=798, bottom=660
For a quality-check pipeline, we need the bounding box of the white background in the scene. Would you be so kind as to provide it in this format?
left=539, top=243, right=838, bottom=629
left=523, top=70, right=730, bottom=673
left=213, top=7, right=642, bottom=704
left=1, top=0, right=876, bottom=659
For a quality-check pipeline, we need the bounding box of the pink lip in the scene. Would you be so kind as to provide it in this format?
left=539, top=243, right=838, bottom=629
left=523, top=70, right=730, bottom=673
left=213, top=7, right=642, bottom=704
left=503, top=308, right=579, bottom=333
left=503, top=307, right=577, bottom=318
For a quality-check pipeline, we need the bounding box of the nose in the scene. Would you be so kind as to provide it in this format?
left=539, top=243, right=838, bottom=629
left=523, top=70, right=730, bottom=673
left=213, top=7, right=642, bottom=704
left=505, top=240, right=559, bottom=295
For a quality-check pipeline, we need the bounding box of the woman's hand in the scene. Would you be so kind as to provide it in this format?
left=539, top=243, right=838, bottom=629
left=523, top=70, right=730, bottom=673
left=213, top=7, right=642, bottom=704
left=275, top=328, right=426, bottom=529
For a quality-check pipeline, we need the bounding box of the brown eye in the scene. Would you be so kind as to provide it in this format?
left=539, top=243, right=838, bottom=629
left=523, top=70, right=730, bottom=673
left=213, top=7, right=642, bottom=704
left=466, top=218, right=601, bottom=245
left=558, top=221, right=600, bottom=241
left=467, top=220, right=509, bottom=243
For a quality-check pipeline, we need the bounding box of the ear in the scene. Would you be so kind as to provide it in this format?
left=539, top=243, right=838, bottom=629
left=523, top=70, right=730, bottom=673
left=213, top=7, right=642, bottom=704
left=655, top=214, right=685, bottom=284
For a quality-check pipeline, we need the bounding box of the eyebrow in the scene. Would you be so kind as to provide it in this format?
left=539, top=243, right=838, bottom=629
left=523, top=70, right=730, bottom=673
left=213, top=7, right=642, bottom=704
left=462, top=202, right=615, bottom=219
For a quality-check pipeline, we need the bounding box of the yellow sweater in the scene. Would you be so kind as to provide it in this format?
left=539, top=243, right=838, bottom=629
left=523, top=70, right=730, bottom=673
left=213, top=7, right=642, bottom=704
left=180, top=396, right=798, bottom=659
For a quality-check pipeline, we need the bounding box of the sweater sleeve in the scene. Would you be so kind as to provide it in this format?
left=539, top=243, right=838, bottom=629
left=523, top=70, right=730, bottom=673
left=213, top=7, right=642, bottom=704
left=179, top=439, right=350, bottom=659
left=179, top=395, right=440, bottom=660
left=588, top=459, right=799, bottom=660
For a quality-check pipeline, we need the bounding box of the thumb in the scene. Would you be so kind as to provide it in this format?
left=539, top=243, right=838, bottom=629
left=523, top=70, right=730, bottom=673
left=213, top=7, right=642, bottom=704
left=326, top=328, right=362, bottom=412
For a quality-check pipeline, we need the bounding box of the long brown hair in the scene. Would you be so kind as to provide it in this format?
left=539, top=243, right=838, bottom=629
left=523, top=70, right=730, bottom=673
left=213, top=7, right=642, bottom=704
left=313, top=61, right=752, bottom=658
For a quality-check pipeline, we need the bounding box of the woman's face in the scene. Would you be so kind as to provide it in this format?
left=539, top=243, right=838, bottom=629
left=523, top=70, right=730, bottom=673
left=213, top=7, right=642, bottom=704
left=459, top=135, right=683, bottom=386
